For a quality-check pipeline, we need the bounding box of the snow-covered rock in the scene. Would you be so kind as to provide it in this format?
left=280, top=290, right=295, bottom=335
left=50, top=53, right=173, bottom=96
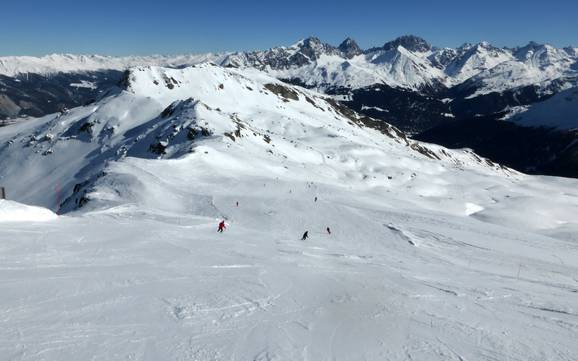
left=1, top=37, right=577, bottom=127
left=338, top=37, right=363, bottom=58
left=458, top=42, right=578, bottom=97
left=217, top=37, right=578, bottom=106
left=222, top=36, right=446, bottom=91
left=382, top=35, right=432, bottom=53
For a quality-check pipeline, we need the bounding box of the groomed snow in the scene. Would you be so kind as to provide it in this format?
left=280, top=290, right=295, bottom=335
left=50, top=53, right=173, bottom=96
left=1, top=65, right=578, bottom=360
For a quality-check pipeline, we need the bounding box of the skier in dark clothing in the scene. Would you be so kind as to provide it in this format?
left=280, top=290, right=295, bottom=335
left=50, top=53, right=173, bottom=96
left=326, top=227, right=331, bottom=235
left=217, top=220, right=226, bottom=233
left=301, top=231, right=309, bottom=241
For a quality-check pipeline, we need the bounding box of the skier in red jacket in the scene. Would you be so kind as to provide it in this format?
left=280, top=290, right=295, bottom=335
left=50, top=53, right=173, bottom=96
left=217, top=220, right=226, bottom=233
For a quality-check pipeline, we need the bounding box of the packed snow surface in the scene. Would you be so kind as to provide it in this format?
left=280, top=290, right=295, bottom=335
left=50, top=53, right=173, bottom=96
left=1, top=65, right=578, bottom=360
left=0, top=199, right=57, bottom=222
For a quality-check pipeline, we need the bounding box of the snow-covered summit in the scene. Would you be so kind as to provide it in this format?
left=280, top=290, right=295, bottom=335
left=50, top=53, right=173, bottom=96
left=382, top=35, right=432, bottom=53
left=338, top=37, right=363, bottom=58
left=455, top=42, right=578, bottom=97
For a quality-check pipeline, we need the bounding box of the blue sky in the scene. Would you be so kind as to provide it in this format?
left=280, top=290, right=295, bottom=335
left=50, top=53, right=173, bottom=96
left=1, top=0, right=577, bottom=55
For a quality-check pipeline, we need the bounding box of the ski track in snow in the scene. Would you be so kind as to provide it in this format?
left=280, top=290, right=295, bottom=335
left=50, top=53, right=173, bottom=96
left=1, top=183, right=578, bottom=360
left=0, top=64, right=577, bottom=360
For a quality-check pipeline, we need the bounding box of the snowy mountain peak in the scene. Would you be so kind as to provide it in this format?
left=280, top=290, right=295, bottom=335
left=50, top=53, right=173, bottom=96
left=338, top=37, right=363, bottom=58
left=297, top=36, right=340, bottom=60
left=477, top=41, right=493, bottom=49
left=508, top=41, right=576, bottom=74
left=526, top=40, right=544, bottom=48
left=301, top=36, right=322, bottom=46
left=383, top=35, right=432, bottom=53
left=443, top=41, right=514, bottom=85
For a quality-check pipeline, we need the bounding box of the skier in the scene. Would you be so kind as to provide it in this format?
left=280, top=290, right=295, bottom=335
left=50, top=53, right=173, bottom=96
left=217, top=220, right=226, bottom=233
left=326, top=227, right=331, bottom=235
left=236, top=201, right=239, bottom=207
left=301, top=231, right=309, bottom=241
left=314, top=196, right=318, bottom=202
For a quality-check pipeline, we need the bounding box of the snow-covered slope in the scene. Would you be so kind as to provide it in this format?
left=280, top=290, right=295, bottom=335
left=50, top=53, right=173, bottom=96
left=0, top=63, right=504, bottom=212
left=509, top=87, right=578, bottom=130
left=1, top=65, right=578, bottom=360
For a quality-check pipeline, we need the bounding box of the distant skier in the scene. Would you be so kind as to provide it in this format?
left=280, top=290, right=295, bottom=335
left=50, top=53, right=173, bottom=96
left=217, top=220, right=226, bottom=233
left=326, top=227, right=331, bottom=235
left=236, top=201, right=239, bottom=207
left=301, top=231, right=309, bottom=241
left=314, top=196, right=318, bottom=202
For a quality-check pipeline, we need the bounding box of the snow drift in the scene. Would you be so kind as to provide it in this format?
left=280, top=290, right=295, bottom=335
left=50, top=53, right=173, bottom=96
left=0, top=199, right=57, bottom=222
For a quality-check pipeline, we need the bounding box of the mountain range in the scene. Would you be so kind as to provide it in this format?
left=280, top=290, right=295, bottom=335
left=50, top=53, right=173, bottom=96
left=1, top=35, right=577, bottom=177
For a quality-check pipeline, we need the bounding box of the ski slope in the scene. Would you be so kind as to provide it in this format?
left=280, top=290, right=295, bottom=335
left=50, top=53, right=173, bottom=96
left=1, top=65, right=578, bottom=360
